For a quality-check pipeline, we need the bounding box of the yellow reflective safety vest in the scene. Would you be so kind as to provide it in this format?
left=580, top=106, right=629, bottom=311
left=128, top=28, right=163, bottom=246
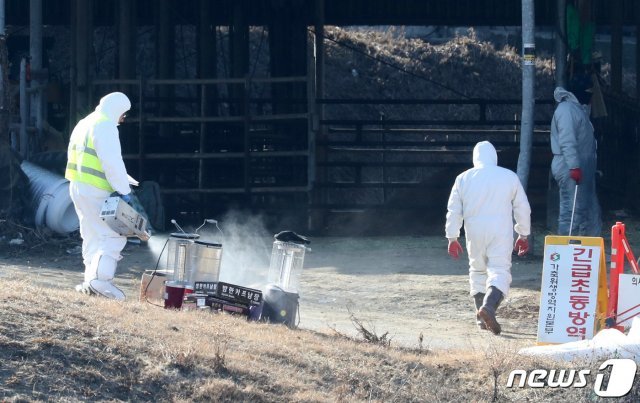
left=65, top=112, right=114, bottom=192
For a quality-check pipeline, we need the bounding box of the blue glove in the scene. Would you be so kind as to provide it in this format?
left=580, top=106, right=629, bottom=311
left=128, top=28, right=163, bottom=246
left=120, top=193, right=132, bottom=204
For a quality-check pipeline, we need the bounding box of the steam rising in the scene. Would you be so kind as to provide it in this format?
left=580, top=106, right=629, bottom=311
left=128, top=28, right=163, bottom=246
left=146, top=235, right=171, bottom=269
left=197, top=211, right=272, bottom=290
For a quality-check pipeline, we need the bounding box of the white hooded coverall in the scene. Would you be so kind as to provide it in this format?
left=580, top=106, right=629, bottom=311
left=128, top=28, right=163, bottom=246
left=67, top=92, right=132, bottom=300
left=445, top=141, right=531, bottom=297
left=550, top=87, right=602, bottom=236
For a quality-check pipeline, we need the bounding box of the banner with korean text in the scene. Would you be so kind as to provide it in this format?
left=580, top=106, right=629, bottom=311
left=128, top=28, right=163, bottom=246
left=537, top=236, right=608, bottom=345
left=616, top=273, right=640, bottom=329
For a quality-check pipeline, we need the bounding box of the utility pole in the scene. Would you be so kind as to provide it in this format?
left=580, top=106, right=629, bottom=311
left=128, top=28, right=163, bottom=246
left=517, top=0, right=535, bottom=190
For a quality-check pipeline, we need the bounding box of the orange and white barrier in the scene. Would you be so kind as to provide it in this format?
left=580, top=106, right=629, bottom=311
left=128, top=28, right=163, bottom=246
left=607, top=222, right=640, bottom=329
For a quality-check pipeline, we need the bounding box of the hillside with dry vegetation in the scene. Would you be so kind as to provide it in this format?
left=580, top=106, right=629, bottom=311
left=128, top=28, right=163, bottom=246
left=322, top=27, right=556, bottom=121
left=3, top=278, right=637, bottom=402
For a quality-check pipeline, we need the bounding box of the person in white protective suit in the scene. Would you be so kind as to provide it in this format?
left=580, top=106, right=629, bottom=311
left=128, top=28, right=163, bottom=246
left=445, top=141, right=531, bottom=335
left=550, top=78, right=602, bottom=237
left=65, top=92, right=133, bottom=301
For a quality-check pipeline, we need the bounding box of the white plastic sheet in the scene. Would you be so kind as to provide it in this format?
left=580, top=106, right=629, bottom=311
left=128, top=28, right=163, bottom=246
left=519, top=317, right=640, bottom=362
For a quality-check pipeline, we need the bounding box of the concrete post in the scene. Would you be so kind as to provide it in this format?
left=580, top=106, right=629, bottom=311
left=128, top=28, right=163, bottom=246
left=517, top=0, right=535, bottom=191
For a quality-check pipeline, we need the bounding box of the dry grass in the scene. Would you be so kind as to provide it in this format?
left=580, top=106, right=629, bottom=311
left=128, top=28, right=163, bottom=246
left=2, top=277, right=636, bottom=402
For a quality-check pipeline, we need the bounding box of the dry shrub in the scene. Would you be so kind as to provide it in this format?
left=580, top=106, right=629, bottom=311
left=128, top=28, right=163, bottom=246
left=349, top=311, right=392, bottom=347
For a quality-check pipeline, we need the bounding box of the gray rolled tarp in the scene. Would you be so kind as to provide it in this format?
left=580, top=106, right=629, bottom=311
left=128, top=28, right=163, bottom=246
left=20, top=160, right=79, bottom=235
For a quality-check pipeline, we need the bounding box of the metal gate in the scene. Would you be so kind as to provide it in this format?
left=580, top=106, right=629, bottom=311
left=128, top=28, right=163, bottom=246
left=311, top=98, right=554, bottom=234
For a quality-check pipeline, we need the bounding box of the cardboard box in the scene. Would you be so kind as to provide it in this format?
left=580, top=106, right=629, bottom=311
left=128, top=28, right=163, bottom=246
left=139, top=270, right=170, bottom=302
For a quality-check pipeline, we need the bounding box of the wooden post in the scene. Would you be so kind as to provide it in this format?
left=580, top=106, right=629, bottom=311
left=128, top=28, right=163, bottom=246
left=118, top=0, right=135, bottom=81
left=309, top=0, right=326, bottom=232
left=69, top=0, right=76, bottom=130
left=29, top=0, right=43, bottom=138
left=138, top=78, right=144, bottom=179
left=0, top=0, right=9, bottom=148
left=243, top=75, right=251, bottom=194
left=554, top=0, right=566, bottom=87
left=156, top=0, right=174, bottom=140
left=198, top=0, right=216, bottom=81
left=307, top=30, right=316, bottom=230
left=230, top=0, right=248, bottom=116
left=74, top=0, right=92, bottom=121
left=636, top=1, right=640, bottom=100
left=198, top=0, right=217, bottom=213
left=269, top=1, right=307, bottom=115
left=611, top=0, right=623, bottom=93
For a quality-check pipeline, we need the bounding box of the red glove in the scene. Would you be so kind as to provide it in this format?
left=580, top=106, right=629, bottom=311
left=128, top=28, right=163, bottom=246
left=569, top=168, right=582, bottom=184
left=448, top=239, right=464, bottom=259
left=514, top=236, right=529, bottom=257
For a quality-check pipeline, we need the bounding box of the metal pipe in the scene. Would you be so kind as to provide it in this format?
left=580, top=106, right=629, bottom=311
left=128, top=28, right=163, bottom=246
left=20, top=160, right=79, bottom=235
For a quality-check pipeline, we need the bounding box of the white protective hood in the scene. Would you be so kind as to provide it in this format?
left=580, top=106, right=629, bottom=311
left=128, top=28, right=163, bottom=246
left=72, top=92, right=132, bottom=195
left=554, top=86, right=580, bottom=105
left=472, top=140, right=498, bottom=168
left=95, top=92, right=131, bottom=124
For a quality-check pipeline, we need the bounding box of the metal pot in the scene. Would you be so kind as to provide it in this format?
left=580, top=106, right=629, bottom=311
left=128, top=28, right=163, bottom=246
left=189, top=241, right=223, bottom=284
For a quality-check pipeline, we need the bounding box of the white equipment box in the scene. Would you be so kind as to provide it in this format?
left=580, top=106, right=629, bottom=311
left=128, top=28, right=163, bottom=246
left=100, top=196, right=151, bottom=241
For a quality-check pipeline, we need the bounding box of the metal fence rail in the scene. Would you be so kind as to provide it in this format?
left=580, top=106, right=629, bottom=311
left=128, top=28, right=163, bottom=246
left=90, top=76, right=312, bottom=222
left=313, top=98, right=554, bottom=219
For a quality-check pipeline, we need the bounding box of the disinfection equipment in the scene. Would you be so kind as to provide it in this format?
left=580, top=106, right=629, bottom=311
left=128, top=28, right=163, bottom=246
left=100, top=196, right=151, bottom=241
left=189, top=241, right=223, bottom=284
left=263, top=231, right=310, bottom=327
left=166, top=232, right=199, bottom=284
left=161, top=219, right=224, bottom=309
left=267, top=232, right=309, bottom=293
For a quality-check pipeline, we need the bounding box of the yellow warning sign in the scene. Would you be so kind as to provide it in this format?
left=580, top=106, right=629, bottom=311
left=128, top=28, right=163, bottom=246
left=537, top=236, right=608, bottom=345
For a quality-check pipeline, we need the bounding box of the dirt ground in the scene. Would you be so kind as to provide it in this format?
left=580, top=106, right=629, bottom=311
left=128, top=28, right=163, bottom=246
left=0, top=226, right=550, bottom=351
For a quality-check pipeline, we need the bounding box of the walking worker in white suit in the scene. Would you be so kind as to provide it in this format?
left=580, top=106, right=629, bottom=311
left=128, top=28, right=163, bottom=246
left=65, top=92, right=134, bottom=300
left=550, top=80, right=602, bottom=237
left=445, top=141, right=531, bottom=335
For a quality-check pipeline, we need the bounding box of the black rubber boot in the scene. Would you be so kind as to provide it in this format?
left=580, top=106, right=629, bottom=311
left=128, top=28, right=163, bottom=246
left=473, top=293, right=486, bottom=330
left=478, top=286, right=504, bottom=335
